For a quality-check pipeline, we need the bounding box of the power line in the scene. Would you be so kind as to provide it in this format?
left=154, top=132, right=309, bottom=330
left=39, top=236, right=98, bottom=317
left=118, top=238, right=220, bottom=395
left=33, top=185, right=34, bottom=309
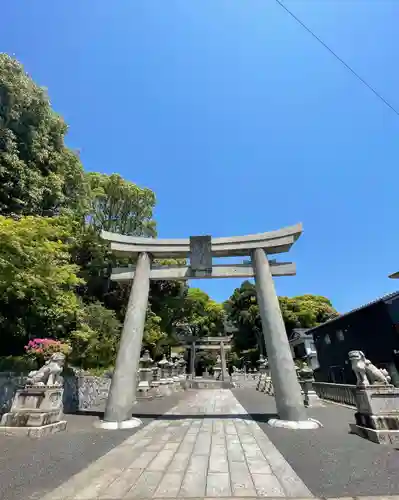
left=274, top=0, right=399, bottom=117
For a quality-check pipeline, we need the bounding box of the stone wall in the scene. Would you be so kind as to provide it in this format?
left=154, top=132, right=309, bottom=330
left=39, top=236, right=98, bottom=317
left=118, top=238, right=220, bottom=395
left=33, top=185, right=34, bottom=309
left=0, top=373, right=27, bottom=415
left=0, top=373, right=112, bottom=415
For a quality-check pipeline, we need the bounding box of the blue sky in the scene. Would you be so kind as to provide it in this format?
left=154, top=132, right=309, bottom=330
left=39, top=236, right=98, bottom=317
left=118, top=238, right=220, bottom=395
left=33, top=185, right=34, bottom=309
left=2, top=1, right=399, bottom=313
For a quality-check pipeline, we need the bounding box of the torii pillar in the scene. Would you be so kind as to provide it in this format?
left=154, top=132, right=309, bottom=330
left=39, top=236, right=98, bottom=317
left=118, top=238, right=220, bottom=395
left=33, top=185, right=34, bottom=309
left=100, top=252, right=151, bottom=429
left=252, top=248, right=320, bottom=428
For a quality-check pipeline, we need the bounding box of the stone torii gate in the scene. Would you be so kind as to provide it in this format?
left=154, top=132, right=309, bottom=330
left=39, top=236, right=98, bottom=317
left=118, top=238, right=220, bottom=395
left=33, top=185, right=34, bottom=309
left=183, top=335, right=232, bottom=380
left=100, top=224, right=320, bottom=430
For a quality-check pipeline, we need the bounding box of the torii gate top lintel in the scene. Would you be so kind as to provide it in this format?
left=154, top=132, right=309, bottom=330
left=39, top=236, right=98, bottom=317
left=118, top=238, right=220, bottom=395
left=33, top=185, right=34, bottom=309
left=102, top=224, right=302, bottom=282
left=101, top=223, right=302, bottom=259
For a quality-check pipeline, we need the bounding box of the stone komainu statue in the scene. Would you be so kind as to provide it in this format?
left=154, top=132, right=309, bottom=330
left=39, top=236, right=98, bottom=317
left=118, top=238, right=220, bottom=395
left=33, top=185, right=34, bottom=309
left=348, top=350, right=391, bottom=386
left=26, top=352, right=66, bottom=387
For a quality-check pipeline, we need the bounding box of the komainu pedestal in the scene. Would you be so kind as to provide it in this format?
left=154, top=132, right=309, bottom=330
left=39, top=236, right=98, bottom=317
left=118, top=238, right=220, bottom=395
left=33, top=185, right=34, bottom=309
left=348, top=350, right=399, bottom=445
left=0, top=353, right=67, bottom=438
left=0, top=386, right=66, bottom=437
left=350, top=386, right=399, bottom=445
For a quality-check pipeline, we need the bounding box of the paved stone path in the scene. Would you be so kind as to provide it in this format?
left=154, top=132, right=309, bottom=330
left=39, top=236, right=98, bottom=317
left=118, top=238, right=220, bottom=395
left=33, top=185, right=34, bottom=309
left=41, top=389, right=313, bottom=499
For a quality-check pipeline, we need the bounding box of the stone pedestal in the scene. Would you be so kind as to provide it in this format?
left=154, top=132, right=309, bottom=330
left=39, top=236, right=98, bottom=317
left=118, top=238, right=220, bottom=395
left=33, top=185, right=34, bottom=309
left=349, top=385, right=399, bottom=445
left=256, top=355, right=268, bottom=391
left=0, top=386, right=67, bottom=437
left=301, top=381, right=324, bottom=408
left=137, top=350, right=154, bottom=400
left=176, top=355, right=187, bottom=390
left=158, top=355, right=172, bottom=396
left=220, top=341, right=229, bottom=382
left=256, top=373, right=264, bottom=391
left=214, top=355, right=222, bottom=381
left=264, top=376, right=274, bottom=396
left=150, top=367, right=162, bottom=398
left=298, top=365, right=324, bottom=408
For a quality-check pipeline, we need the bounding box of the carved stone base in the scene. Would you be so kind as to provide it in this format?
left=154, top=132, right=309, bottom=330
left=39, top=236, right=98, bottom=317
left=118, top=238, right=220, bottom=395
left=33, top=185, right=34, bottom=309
left=355, top=411, right=399, bottom=430
left=268, top=418, right=323, bottom=430
left=1, top=409, right=61, bottom=427
left=149, top=381, right=162, bottom=398
left=0, top=386, right=65, bottom=435
left=0, top=420, right=67, bottom=438
left=159, top=381, right=172, bottom=397
left=349, top=386, right=399, bottom=444
left=304, top=390, right=324, bottom=408
left=350, top=423, right=399, bottom=445
left=95, top=418, right=142, bottom=430
left=136, top=381, right=153, bottom=400
left=354, top=385, right=399, bottom=414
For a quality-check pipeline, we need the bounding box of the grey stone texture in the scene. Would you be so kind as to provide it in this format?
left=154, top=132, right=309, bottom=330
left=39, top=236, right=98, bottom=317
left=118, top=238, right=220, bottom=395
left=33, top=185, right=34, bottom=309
left=189, top=235, right=212, bottom=272
left=350, top=385, right=399, bottom=444
left=1, top=373, right=112, bottom=416
left=251, top=248, right=307, bottom=422
left=0, top=373, right=27, bottom=415
left=101, top=223, right=302, bottom=258
left=104, top=251, right=151, bottom=424
left=111, top=261, right=296, bottom=281
left=1, top=385, right=65, bottom=430
left=0, top=419, right=67, bottom=437
left=39, top=389, right=312, bottom=500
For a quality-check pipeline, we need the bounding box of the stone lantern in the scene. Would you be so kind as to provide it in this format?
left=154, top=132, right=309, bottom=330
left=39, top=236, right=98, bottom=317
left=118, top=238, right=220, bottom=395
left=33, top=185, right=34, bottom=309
left=256, top=354, right=268, bottom=391
left=214, top=355, right=222, bottom=380
left=297, top=362, right=323, bottom=407
left=158, top=354, right=172, bottom=396
left=137, top=350, right=154, bottom=399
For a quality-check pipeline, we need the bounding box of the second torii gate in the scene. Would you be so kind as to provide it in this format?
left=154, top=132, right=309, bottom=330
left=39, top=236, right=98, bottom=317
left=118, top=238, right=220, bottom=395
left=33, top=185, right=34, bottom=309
left=182, top=335, right=232, bottom=380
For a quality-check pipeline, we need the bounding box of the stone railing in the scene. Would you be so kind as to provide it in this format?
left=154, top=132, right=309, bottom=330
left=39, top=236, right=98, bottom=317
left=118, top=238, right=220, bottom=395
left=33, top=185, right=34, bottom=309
left=313, top=382, right=356, bottom=407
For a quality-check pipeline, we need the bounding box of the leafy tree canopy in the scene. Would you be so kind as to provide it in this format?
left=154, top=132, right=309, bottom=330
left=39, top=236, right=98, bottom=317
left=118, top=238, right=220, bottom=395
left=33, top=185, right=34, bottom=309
left=225, top=281, right=338, bottom=354
left=0, top=215, right=83, bottom=353
left=86, top=172, right=156, bottom=237
left=0, top=53, right=87, bottom=217
left=181, top=288, right=226, bottom=338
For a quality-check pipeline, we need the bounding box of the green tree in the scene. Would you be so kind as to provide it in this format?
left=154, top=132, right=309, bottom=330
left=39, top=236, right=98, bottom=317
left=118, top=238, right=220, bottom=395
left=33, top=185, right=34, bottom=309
left=225, top=281, right=338, bottom=354
left=0, top=54, right=87, bottom=217
left=142, top=309, right=168, bottom=358
left=224, top=281, right=263, bottom=353
left=71, top=172, right=158, bottom=317
left=0, top=215, right=83, bottom=354
left=149, top=259, right=189, bottom=336
left=86, top=172, right=156, bottom=237
left=279, top=294, right=339, bottom=334
left=68, top=301, right=122, bottom=369
left=181, top=288, right=226, bottom=338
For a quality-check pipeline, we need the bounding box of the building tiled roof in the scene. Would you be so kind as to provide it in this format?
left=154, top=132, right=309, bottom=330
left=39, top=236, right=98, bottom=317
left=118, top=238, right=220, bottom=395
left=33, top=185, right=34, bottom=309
left=306, top=290, right=399, bottom=334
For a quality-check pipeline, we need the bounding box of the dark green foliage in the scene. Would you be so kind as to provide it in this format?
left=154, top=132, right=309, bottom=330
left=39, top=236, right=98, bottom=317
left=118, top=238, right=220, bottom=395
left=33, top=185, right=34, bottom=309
left=225, top=281, right=338, bottom=354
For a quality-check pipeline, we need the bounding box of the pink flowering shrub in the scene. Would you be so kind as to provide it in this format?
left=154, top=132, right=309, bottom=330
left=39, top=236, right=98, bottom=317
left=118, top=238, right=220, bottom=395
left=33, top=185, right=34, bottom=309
left=24, top=338, right=72, bottom=362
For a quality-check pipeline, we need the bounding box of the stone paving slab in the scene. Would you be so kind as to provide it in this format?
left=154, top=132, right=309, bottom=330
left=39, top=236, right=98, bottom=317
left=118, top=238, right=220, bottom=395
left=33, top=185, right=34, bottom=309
left=40, top=390, right=313, bottom=499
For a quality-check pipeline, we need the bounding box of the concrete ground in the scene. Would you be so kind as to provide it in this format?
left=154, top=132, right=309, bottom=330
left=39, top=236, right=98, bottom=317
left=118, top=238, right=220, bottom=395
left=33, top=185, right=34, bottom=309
left=2, top=388, right=399, bottom=500
left=234, top=388, right=399, bottom=498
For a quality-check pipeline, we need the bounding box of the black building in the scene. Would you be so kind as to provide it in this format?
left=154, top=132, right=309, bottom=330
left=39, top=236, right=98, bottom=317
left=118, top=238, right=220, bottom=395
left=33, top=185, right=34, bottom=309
left=307, top=291, right=399, bottom=385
